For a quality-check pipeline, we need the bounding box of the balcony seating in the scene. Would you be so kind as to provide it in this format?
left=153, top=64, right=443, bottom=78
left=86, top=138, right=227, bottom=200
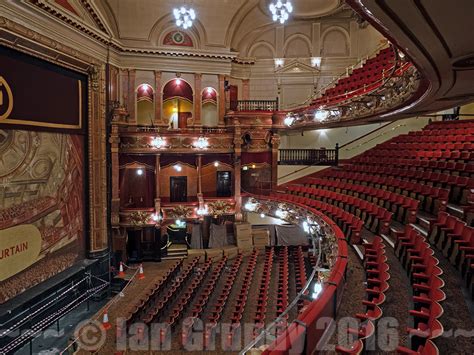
left=286, top=185, right=392, bottom=235
left=323, top=170, right=449, bottom=215
left=313, top=47, right=400, bottom=108
left=302, top=177, right=419, bottom=224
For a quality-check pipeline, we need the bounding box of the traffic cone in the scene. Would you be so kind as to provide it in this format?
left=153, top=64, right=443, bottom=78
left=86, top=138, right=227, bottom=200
left=138, top=264, right=145, bottom=280
left=102, top=310, right=112, bottom=330
left=118, top=262, right=125, bottom=278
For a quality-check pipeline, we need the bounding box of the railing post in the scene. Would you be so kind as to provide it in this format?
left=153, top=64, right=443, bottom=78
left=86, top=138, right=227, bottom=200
left=335, top=143, right=339, bottom=166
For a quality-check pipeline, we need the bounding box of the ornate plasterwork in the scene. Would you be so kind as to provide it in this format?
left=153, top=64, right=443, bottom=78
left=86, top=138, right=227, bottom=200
left=0, top=17, right=109, bottom=255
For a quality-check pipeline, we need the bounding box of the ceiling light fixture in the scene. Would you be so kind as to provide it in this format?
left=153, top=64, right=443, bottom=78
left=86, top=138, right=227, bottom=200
left=269, top=1, right=293, bottom=24
left=173, top=7, right=196, bottom=29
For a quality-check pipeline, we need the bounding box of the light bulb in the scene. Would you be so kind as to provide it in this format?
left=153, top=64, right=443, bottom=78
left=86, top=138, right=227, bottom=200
left=260, top=213, right=265, bottom=218
left=180, top=7, right=186, bottom=14
left=214, top=161, right=219, bottom=167
left=137, top=169, right=143, bottom=176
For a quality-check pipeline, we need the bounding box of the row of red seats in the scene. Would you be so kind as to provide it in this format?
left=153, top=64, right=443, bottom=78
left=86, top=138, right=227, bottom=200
left=324, top=170, right=449, bottom=215
left=394, top=226, right=444, bottom=353
left=399, top=132, right=474, bottom=143
left=161, top=258, right=214, bottom=342
left=429, top=212, right=474, bottom=298
left=366, top=140, right=474, bottom=154
left=425, top=121, right=474, bottom=130
left=352, top=157, right=474, bottom=177
left=271, top=192, right=363, bottom=243
left=202, top=253, right=245, bottom=350
left=126, top=259, right=182, bottom=327
left=189, top=257, right=227, bottom=316
left=253, top=247, right=274, bottom=326
left=225, top=250, right=259, bottom=349
left=286, top=185, right=392, bottom=235
left=302, top=177, right=418, bottom=224
left=275, top=247, right=290, bottom=338
left=340, top=164, right=472, bottom=203
left=336, top=237, right=389, bottom=354
left=142, top=257, right=200, bottom=324
left=357, top=147, right=474, bottom=161
left=293, top=246, right=309, bottom=311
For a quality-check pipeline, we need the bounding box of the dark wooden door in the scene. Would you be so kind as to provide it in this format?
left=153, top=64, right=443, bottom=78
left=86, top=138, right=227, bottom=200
left=216, top=171, right=232, bottom=197
left=170, top=176, right=187, bottom=202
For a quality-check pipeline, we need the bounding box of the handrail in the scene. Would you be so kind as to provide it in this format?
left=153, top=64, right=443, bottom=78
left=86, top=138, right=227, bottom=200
left=281, top=41, right=390, bottom=110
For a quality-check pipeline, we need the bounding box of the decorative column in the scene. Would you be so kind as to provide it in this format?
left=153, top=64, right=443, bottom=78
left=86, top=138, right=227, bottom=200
left=155, top=154, right=161, bottom=214
left=197, top=155, right=204, bottom=210
left=127, top=69, right=136, bottom=123
left=242, top=79, right=250, bottom=100
left=194, top=73, right=202, bottom=126
left=218, top=74, right=226, bottom=126
left=154, top=70, right=163, bottom=126
left=233, top=121, right=242, bottom=221
left=88, top=65, right=108, bottom=256
left=110, top=124, right=120, bottom=227
left=271, top=133, right=281, bottom=191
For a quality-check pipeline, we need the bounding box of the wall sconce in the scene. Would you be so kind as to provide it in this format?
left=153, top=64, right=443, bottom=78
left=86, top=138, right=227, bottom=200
left=284, top=113, right=296, bottom=127
left=196, top=205, right=208, bottom=216
left=151, top=213, right=162, bottom=222
left=214, top=161, right=219, bottom=167
left=311, top=57, right=322, bottom=68
left=174, top=164, right=182, bottom=172
left=151, top=136, right=166, bottom=148
left=274, top=58, right=284, bottom=68
left=194, top=136, right=209, bottom=149
left=136, top=168, right=144, bottom=176
left=242, top=166, right=249, bottom=171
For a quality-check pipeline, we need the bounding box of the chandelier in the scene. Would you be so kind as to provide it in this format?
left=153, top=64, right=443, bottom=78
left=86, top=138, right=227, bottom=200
left=173, top=7, right=196, bottom=29
left=269, top=1, right=293, bottom=24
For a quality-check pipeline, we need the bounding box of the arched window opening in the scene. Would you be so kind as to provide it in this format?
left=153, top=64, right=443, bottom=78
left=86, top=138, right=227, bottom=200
left=201, top=87, right=217, bottom=127
left=136, top=83, right=155, bottom=126
left=163, top=78, right=193, bottom=129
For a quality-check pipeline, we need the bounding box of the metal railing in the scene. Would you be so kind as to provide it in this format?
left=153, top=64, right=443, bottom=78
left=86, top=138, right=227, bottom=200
left=236, top=99, right=279, bottom=112
left=278, top=145, right=339, bottom=166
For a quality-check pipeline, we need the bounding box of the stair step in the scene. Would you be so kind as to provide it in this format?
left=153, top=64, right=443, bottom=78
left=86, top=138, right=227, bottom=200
left=162, top=255, right=187, bottom=261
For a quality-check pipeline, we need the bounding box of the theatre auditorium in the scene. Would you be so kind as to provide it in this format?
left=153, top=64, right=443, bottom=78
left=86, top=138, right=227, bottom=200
left=0, top=1, right=473, bottom=354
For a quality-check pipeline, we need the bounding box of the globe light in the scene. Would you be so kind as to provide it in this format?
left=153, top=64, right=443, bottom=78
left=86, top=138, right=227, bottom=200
left=136, top=169, right=143, bottom=176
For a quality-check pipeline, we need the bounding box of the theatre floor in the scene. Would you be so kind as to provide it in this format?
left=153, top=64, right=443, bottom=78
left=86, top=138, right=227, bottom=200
left=71, top=247, right=311, bottom=354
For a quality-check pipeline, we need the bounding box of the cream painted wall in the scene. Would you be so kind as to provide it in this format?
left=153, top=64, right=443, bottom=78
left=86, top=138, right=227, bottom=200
left=278, top=116, right=433, bottom=185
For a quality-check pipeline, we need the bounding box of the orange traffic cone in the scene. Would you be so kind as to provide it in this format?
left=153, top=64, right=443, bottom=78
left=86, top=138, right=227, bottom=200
left=138, top=264, right=145, bottom=280
left=102, top=310, right=112, bottom=330
left=118, top=262, right=125, bottom=278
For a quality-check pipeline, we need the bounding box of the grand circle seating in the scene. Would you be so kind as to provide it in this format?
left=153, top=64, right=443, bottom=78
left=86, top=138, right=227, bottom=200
left=302, top=177, right=419, bottom=224
left=311, top=47, right=402, bottom=107
left=285, top=185, right=393, bottom=234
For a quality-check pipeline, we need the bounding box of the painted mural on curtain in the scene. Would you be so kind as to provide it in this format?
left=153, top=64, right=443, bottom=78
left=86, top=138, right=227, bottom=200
left=0, top=129, right=85, bottom=303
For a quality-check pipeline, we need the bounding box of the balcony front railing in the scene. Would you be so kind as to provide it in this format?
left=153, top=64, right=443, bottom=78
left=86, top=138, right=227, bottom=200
left=278, top=145, right=339, bottom=166
left=235, top=99, right=279, bottom=112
